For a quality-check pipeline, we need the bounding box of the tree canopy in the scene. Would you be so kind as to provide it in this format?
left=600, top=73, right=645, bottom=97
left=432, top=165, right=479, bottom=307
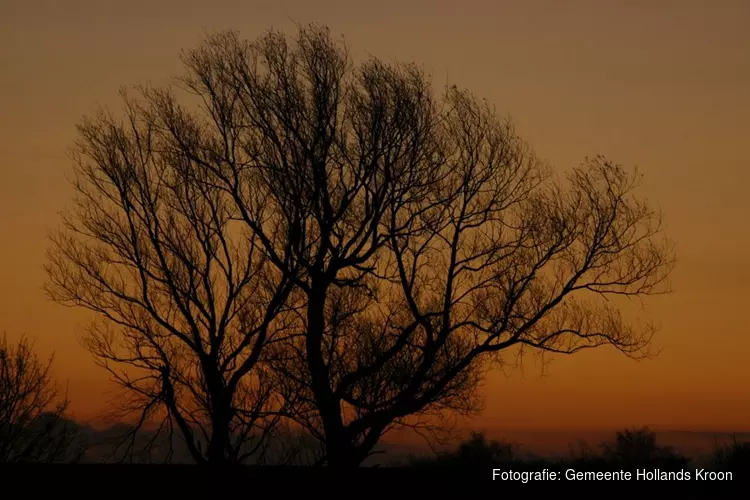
left=45, top=24, right=675, bottom=466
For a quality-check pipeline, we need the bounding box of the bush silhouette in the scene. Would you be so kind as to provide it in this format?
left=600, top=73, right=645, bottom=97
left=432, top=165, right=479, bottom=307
left=600, top=427, right=690, bottom=469
left=410, top=432, right=516, bottom=468
left=710, top=436, right=750, bottom=473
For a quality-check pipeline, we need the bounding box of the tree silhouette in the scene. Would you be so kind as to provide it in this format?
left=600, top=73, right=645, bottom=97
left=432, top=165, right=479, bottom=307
left=410, top=432, right=516, bottom=468
left=601, top=427, right=689, bottom=469
left=0, top=333, right=83, bottom=463
left=47, top=23, right=675, bottom=467
left=710, top=435, right=750, bottom=473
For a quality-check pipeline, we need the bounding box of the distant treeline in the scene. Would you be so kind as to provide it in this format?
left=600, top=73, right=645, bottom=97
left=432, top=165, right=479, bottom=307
left=408, top=428, right=750, bottom=474
left=8, top=413, right=750, bottom=473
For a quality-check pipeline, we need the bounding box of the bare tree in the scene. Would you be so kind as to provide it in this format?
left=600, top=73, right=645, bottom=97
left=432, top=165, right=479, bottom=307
left=49, top=24, right=675, bottom=467
left=0, top=333, right=83, bottom=463
left=44, top=86, right=297, bottom=464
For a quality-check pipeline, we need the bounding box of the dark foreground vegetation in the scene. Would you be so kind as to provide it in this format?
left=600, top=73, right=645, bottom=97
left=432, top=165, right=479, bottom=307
left=1, top=423, right=747, bottom=498
left=5, top=410, right=750, bottom=474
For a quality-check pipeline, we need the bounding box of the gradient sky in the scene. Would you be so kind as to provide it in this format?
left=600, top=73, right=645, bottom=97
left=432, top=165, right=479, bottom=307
left=1, top=0, right=748, bottom=433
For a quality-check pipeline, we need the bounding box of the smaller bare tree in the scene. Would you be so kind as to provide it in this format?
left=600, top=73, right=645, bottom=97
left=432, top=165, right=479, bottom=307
left=0, top=333, right=83, bottom=463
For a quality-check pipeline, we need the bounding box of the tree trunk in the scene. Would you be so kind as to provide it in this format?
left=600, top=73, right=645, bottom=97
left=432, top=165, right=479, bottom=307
left=206, top=408, right=230, bottom=464
left=305, top=283, right=360, bottom=468
left=205, top=363, right=231, bottom=465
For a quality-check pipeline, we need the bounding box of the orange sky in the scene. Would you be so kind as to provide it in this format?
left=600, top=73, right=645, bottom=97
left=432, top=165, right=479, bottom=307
left=1, top=0, right=748, bottom=433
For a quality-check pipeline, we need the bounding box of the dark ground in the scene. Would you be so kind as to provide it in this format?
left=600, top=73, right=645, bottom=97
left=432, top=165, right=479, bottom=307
left=2, top=464, right=744, bottom=499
